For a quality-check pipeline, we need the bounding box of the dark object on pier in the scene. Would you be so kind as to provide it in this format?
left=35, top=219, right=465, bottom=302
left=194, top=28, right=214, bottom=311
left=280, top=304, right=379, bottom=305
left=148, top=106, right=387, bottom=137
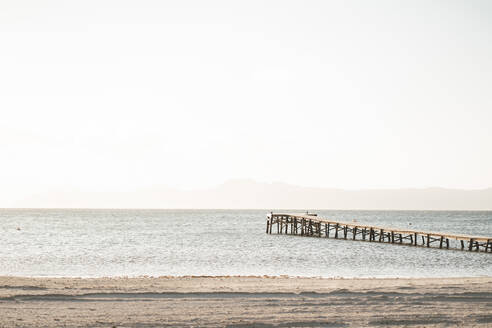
left=266, top=213, right=492, bottom=253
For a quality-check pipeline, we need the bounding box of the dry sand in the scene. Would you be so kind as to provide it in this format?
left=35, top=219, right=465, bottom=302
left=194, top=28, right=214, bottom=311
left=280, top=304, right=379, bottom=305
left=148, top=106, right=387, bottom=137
left=0, top=276, right=491, bottom=327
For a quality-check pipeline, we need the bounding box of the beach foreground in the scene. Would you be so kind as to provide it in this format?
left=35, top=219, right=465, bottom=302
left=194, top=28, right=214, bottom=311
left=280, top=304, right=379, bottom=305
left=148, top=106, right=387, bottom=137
left=0, top=276, right=491, bottom=327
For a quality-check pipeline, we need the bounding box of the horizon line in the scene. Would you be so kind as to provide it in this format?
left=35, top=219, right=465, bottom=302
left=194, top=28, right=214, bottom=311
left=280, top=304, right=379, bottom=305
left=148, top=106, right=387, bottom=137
left=2, top=207, right=492, bottom=211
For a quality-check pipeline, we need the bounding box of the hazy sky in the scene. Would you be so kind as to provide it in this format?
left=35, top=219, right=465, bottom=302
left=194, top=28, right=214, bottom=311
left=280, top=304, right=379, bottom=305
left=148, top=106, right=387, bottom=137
left=1, top=1, right=491, bottom=205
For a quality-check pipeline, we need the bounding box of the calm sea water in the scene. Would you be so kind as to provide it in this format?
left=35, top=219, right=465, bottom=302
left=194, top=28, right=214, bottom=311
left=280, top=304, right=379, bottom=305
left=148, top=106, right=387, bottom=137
left=0, top=209, right=491, bottom=278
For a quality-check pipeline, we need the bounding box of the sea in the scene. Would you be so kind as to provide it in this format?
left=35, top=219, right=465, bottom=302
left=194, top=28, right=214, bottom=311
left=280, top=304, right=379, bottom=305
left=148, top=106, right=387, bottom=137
left=0, top=209, right=491, bottom=278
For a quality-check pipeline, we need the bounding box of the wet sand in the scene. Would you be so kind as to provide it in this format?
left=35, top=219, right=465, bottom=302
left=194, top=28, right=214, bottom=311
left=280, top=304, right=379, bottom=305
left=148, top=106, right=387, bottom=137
left=0, top=276, right=491, bottom=327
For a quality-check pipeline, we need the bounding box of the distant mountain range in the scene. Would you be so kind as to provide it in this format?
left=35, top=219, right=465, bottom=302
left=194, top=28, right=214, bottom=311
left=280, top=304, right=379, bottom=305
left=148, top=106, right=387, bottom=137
left=10, top=179, right=492, bottom=210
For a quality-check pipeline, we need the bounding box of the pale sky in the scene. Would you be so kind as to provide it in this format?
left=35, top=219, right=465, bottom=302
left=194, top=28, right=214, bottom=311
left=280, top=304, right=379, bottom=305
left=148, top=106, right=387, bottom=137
left=1, top=1, right=491, bottom=206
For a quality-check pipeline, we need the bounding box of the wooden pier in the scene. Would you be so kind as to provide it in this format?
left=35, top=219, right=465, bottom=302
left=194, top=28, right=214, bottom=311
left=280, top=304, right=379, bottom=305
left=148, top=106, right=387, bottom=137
left=266, top=213, right=492, bottom=253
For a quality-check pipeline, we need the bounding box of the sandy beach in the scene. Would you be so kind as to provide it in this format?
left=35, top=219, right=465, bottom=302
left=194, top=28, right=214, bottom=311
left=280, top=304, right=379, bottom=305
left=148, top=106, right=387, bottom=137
left=0, top=276, right=491, bottom=327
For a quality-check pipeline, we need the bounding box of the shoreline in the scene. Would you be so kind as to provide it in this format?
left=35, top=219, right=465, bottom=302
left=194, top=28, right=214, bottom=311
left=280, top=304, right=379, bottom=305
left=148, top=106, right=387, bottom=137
left=3, top=273, right=492, bottom=279
left=1, top=276, right=491, bottom=327
left=2, top=274, right=492, bottom=279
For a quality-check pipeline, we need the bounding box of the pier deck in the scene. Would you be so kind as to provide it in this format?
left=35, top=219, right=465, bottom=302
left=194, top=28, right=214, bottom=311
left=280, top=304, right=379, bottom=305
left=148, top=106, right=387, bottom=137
left=266, top=213, right=492, bottom=252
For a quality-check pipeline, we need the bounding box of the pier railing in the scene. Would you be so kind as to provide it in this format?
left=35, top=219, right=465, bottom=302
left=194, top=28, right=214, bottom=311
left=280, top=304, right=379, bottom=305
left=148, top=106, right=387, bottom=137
left=266, top=213, right=492, bottom=253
